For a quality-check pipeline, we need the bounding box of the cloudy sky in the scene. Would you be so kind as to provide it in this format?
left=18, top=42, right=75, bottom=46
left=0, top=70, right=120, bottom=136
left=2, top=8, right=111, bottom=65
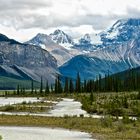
left=0, top=0, right=140, bottom=42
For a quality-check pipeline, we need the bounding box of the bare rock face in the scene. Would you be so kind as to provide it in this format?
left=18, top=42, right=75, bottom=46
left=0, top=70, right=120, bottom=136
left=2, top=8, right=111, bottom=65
left=49, top=29, right=74, bottom=45
left=0, top=34, right=58, bottom=84
left=59, top=19, right=140, bottom=80
left=26, top=32, right=79, bottom=66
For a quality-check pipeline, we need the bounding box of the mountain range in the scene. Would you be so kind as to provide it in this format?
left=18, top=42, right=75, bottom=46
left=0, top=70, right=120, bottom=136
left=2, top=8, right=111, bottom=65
left=59, top=19, right=140, bottom=80
left=26, top=30, right=81, bottom=66
left=0, top=34, right=58, bottom=88
left=0, top=18, right=140, bottom=88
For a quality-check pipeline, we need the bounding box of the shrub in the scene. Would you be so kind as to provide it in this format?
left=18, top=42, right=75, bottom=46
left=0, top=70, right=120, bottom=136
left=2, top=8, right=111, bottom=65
left=21, top=101, right=27, bottom=105
left=122, top=114, right=131, bottom=124
left=80, top=114, right=84, bottom=118
left=116, top=121, right=126, bottom=132
left=64, top=115, right=69, bottom=118
left=4, top=105, right=14, bottom=111
left=137, top=91, right=140, bottom=100
left=100, top=116, right=113, bottom=128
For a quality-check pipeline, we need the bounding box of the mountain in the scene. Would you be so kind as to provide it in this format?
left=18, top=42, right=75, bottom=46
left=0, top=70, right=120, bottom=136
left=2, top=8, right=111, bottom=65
left=100, top=18, right=140, bottom=46
left=26, top=32, right=80, bottom=66
left=2, top=18, right=140, bottom=88
left=0, top=33, right=58, bottom=88
left=0, top=34, right=21, bottom=45
left=78, top=34, right=92, bottom=45
left=49, top=29, right=74, bottom=48
left=73, top=34, right=95, bottom=53
left=108, top=66, right=140, bottom=80
left=59, top=18, right=140, bottom=80
left=99, top=66, right=140, bottom=91
left=59, top=54, right=130, bottom=80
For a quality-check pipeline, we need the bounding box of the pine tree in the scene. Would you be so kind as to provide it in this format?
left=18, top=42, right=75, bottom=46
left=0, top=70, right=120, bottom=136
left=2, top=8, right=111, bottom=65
left=45, top=81, right=50, bottom=94
left=64, top=77, right=69, bottom=93
left=104, top=74, right=108, bottom=92
left=17, top=85, right=20, bottom=95
left=40, top=77, right=43, bottom=94
left=22, top=87, right=25, bottom=94
left=57, top=76, right=63, bottom=93
left=5, top=91, right=8, bottom=97
left=31, top=80, right=34, bottom=94
left=114, top=76, right=119, bottom=92
left=51, top=84, right=54, bottom=93
left=35, top=89, right=37, bottom=94
left=55, top=78, right=58, bottom=93
left=69, top=79, right=74, bottom=93
left=76, top=72, right=81, bottom=93
left=20, top=87, right=23, bottom=94
left=84, top=80, right=87, bottom=93
left=55, top=76, right=63, bottom=93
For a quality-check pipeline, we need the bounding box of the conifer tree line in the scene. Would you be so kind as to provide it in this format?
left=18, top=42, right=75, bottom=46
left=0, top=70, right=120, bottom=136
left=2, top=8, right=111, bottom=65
left=57, top=68, right=140, bottom=93
left=16, top=68, right=140, bottom=94
left=53, top=68, right=140, bottom=93
left=81, top=68, right=140, bottom=93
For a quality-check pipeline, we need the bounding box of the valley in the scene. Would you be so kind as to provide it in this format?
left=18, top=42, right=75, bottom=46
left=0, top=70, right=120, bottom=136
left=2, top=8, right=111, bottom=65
left=0, top=15, right=140, bottom=140
left=0, top=19, right=140, bottom=89
left=1, top=0, right=140, bottom=139
left=0, top=92, right=140, bottom=139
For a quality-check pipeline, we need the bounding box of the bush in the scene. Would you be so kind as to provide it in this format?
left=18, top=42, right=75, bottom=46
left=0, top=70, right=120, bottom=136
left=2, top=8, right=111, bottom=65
left=137, top=91, right=140, bottom=100
left=64, top=115, right=69, bottom=118
left=107, top=107, right=124, bottom=116
left=21, top=101, right=27, bottom=105
left=122, top=114, right=131, bottom=124
left=100, top=116, right=113, bottom=128
left=116, top=121, right=126, bottom=132
left=4, top=105, right=15, bottom=111
left=80, top=114, right=84, bottom=118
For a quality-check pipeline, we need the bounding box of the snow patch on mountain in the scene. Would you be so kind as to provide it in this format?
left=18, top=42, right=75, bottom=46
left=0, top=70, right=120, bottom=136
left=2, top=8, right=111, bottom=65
left=59, top=18, right=140, bottom=80
left=105, top=30, right=119, bottom=39
left=49, top=29, right=74, bottom=49
left=90, top=34, right=102, bottom=45
left=26, top=32, right=78, bottom=66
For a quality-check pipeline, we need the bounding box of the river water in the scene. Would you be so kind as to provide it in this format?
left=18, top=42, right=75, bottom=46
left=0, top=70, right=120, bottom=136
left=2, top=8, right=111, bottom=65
left=0, top=98, right=94, bottom=140
left=0, top=126, right=93, bottom=140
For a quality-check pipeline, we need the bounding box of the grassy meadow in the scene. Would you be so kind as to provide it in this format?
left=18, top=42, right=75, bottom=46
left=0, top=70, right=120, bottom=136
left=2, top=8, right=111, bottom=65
left=0, top=115, right=139, bottom=140
left=0, top=92, right=140, bottom=139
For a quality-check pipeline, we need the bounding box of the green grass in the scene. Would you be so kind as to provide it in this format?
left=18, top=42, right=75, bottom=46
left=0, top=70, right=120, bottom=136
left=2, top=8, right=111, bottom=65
left=0, top=100, right=58, bottom=113
left=17, top=100, right=56, bottom=106
left=0, top=115, right=139, bottom=140
left=0, top=105, right=50, bottom=113
left=0, top=92, right=140, bottom=139
left=74, top=92, right=140, bottom=117
left=0, top=76, right=40, bottom=89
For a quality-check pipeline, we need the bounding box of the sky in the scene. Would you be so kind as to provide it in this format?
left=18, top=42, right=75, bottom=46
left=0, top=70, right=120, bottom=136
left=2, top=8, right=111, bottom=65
left=1, top=0, right=140, bottom=42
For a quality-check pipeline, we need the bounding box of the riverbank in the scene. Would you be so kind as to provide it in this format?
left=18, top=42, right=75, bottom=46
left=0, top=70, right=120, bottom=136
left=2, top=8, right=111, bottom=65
left=0, top=93, right=140, bottom=139
left=0, top=115, right=140, bottom=140
left=0, top=126, right=93, bottom=140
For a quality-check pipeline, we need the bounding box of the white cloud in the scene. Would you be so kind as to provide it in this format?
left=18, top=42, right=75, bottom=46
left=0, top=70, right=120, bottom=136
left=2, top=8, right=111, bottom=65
left=0, top=0, right=140, bottom=41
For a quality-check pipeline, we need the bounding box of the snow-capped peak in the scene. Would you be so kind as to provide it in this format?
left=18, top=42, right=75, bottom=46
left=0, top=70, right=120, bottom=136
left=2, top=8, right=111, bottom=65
left=27, top=33, right=50, bottom=44
left=100, top=18, right=140, bottom=43
left=25, top=33, right=55, bottom=50
left=53, top=29, right=65, bottom=36
left=78, top=33, right=92, bottom=45
left=33, top=33, right=49, bottom=41
left=49, top=29, right=74, bottom=48
left=110, top=19, right=128, bottom=31
left=83, top=34, right=91, bottom=42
